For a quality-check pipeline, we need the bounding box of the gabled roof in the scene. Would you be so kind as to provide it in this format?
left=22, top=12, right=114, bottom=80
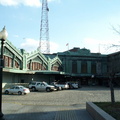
left=57, top=47, right=106, bottom=57
left=44, top=54, right=62, bottom=65
left=26, top=50, right=48, bottom=65
left=68, top=47, right=80, bottom=52
left=4, top=39, right=23, bottom=60
left=59, top=47, right=90, bottom=55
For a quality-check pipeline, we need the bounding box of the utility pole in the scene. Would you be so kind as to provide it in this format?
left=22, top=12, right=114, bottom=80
left=39, top=0, right=50, bottom=54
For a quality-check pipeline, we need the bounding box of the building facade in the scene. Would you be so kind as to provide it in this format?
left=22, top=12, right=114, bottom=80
left=2, top=39, right=62, bottom=88
left=1, top=39, right=120, bottom=88
left=107, top=51, right=120, bottom=86
left=54, top=47, right=108, bottom=86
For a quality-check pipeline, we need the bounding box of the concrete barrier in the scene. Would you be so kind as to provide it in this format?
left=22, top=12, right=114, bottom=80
left=86, top=102, right=116, bottom=120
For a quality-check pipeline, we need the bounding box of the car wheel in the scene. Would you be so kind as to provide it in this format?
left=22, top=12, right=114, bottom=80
left=5, top=90, right=9, bottom=94
left=59, top=87, right=62, bottom=90
left=18, top=91, right=22, bottom=95
left=61, top=87, right=63, bottom=90
left=46, top=88, right=50, bottom=92
left=32, top=87, right=36, bottom=91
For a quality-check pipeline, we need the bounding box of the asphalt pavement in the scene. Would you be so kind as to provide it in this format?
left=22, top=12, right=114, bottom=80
left=2, top=87, right=120, bottom=120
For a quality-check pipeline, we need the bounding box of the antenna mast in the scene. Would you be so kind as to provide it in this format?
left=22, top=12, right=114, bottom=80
left=39, top=0, right=50, bottom=54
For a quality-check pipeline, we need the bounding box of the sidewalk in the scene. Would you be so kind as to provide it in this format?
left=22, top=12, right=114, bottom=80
left=3, top=103, right=93, bottom=120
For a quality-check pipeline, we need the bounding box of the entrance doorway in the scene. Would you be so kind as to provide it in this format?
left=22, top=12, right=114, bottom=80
left=81, top=78, right=88, bottom=85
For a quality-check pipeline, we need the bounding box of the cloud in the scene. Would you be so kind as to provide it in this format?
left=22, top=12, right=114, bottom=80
left=0, top=0, right=17, bottom=6
left=23, top=0, right=41, bottom=7
left=20, top=38, right=59, bottom=53
left=20, top=38, right=39, bottom=52
left=50, top=41, right=59, bottom=53
left=0, top=0, right=61, bottom=7
left=0, top=0, right=41, bottom=7
left=83, top=37, right=120, bottom=54
left=48, top=0, right=61, bottom=2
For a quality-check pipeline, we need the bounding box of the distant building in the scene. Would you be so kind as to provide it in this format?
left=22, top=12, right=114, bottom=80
left=52, top=47, right=108, bottom=86
left=107, top=51, right=120, bottom=86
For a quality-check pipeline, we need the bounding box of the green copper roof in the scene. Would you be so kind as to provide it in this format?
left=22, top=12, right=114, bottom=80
left=57, top=47, right=107, bottom=57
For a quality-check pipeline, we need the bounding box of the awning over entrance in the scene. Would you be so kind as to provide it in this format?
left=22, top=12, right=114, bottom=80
left=34, top=70, right=66, bottom=75
left=3, top=68, right=69, bottom=76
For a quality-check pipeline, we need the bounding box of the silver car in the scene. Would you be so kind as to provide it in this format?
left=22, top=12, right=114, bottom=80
left=4, top=86, right=30, bottom=95
left=36, top=82, right=55, bottom=92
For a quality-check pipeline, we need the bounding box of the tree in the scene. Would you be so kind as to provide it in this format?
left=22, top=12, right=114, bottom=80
left=109, top=73, right=115, bottom=104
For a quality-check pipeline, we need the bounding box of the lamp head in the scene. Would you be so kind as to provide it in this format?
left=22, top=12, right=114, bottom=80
left=0, top=26, right=8, bottom=41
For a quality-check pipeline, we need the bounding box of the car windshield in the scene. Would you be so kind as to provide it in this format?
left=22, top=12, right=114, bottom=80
left=50, top=82, right=56, bottom=85
left=10, top=86, right=15, bottom=89
left=19, top=86, right=24, bottom=89
left=31, top=83, right=36, bottom=85
left=43, top=82, right=48, bottom=86
left=50, top=83, right=53, bottom=85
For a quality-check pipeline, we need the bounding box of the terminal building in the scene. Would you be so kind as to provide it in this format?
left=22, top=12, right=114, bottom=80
left=1, top=39, right=120, bottom=88
left=2, top=39, right=62, bottom=88
left=54, top=47, right=108, bottom=86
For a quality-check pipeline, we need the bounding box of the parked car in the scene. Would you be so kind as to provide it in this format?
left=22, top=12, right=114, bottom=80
left=36, top=82, right=55, bottom=92
left=4, top=86, right=30, bottom=95
left=53, top=82, right=69, bottom=90
left=29, top=81, right=55, bottom=92
left=29, top=81, right=41, bottom=91
left=50, top=82, right=62, bottom=91
left=67, top=82, right=78, bottom=89
left=71, top=83, right=78, bottom=89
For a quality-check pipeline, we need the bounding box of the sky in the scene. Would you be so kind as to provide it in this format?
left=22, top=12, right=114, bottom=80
left=1, top=0, right=120, bottom=54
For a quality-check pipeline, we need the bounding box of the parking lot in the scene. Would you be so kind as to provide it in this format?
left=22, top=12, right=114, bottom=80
left=2, top=87, right=120, bottom=120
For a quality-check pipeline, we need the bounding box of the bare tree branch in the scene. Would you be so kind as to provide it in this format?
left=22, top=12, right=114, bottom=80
left=111, top=25, right=120, bottom=35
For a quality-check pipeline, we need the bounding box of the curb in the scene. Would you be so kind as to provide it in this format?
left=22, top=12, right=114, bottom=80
left=86, top=102, right=116, bottom=120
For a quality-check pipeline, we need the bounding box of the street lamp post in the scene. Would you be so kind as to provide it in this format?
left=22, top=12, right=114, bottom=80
left=0, top=26, right=8, bottom=120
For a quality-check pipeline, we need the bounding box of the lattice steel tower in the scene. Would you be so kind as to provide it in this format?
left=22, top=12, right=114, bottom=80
left=39, top=0, right=50, bottom=54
